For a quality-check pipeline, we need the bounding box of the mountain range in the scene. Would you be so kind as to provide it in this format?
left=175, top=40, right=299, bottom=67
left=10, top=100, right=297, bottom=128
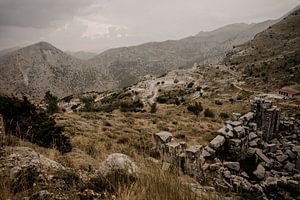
left=0, top=6, right=298, bottom=98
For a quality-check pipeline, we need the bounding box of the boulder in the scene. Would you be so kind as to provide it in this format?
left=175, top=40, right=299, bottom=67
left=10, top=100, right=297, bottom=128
left=99, top=153, right=138, bottom=177
left=0, top=146, right=64, bottom=177
left=209, top=135, right=225, bottom=150
left=253, top=164, right=266, bottom=180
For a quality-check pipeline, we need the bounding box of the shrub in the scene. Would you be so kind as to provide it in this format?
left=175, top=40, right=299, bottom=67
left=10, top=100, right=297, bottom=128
left=215, top=100, right=223, bottom=105
left=80, top=96, right=95, bottom=112
left=204, top=108, right=215, bottom=118
left=44, top=91, right=59, bottom=114
left=150, top=103, right=157, bottom=113
left=187, top=102, right=203, bottom=115
left=156, top=96, right=167, bottom=104
left=219, top=112, right=230, bottom=119
left=0, top=95, right=72, bottom=153
left=187, top=82, right=194, bottom=88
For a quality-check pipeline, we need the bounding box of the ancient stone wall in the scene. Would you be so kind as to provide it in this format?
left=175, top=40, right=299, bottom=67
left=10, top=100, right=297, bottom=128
left=153, top=98, right=300, bottom=199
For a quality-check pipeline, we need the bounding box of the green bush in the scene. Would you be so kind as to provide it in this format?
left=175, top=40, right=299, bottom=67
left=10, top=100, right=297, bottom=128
left=204, top=108, right=215, bottom=118
left=187, top=102, right=203, bottom=115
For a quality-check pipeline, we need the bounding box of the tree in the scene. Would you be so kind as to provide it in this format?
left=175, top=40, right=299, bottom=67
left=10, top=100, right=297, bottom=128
left=0, top=95, right=71, bottom=153
left=44, top=91, right=59, bottom=114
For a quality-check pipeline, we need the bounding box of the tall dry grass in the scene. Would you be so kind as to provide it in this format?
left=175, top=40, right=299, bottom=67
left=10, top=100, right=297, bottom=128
left=115, top=162, right=221, bottom=200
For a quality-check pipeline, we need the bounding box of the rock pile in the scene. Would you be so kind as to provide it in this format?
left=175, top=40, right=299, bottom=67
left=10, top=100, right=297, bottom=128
left=0, top=114, right=4, bottom=134
left=153, top=98, right=300, bottom=199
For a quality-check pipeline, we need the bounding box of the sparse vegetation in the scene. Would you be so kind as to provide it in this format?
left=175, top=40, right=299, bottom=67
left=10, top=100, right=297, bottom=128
left=187, top=102, right=203, bottom=115
left=204, top=108, right=215, bottom=118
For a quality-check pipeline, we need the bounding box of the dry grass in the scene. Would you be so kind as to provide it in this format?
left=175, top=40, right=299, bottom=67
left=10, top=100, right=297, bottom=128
left=115, top=161, right=223, bottom=200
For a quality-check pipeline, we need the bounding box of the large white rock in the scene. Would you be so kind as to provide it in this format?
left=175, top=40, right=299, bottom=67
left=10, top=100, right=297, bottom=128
left=99, top=153, right=138, bottom=177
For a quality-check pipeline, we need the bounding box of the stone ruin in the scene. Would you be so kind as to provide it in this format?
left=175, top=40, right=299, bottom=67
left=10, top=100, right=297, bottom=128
left=153, top=98, right=300, bottom=199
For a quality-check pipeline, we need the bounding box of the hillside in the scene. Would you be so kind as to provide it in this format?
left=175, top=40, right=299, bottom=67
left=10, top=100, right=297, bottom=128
left=225, top=8, right=300, bottom=91
left=88, top=20, right=275, bottom=87
left=0, top=18, right=277, bottom=98
left=0, top=42, right=111, bottom=98
left=66, top=50, right=97, bottom=60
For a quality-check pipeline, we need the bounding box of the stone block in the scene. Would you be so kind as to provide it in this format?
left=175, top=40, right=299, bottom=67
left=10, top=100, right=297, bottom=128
left=209, top=135, right=225, bottom=150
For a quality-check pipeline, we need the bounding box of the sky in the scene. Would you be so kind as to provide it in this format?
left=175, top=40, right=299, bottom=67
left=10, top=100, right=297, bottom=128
left=0, top=0, right=299, bottom=52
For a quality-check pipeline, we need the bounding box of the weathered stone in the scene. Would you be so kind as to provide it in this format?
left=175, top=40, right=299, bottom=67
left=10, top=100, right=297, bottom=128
left=99, top=153, right=138, bottom=177
left=284, top=162, right=295, bottom=172
left=249, top=138, right=259, bottom=147
left=240, top=112, right=255, bottom=122
left=249, top=123, right=257, bottom=131
left=233, top=126, right=245, bottom=138
left=253, top=164, right=266, bottom=180
left=218, top=127, right=233, bottom=138
left=209, top=135, right=225, bottom=150
left=224, top=162, right=240, bottom=172
left=266, top=143, right=277, bottom=153
left=241, top=171, right=249, bottom=179
left=286, top=149, right=297, bottom=160
left=248, top=132, right=258, bottom=141
left=255, top=148, right=272, bottom=165
left=292, top=146, right=300, bottom=155
left=247, top=147, right=256, bottom=156
left=202, top=146, right=216, bottom=158
left=154, top=131, right=173, bottom=145
left=0, top=146, right=64, bottom=177
left=229, top=121, right=243, bottom=127
left=276, top=154, right=288, bottom=163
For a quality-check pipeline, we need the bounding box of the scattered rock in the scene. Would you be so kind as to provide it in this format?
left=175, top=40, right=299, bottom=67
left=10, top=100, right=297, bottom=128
left=223, top=162, right=240, bottom=172
left=253, top=164, right=266, bottom=180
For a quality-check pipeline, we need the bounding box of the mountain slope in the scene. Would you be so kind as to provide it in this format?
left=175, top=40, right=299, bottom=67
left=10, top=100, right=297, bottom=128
left=225, top=7, right=300, bottom=91
left=0, top=42, right=110, bottom=98
left=88, top=20, right=275, bottom=87
left=66, top=50, right=97, bottom=60
left=0, top=46, right=21, bottom=57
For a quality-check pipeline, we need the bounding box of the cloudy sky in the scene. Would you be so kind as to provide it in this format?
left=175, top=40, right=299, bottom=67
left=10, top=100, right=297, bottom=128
left=0, top=0, right=299, bottom=52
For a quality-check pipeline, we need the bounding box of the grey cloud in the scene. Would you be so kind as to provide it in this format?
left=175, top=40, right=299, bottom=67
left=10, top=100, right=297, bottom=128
left=0, top=0, right=97, bottom=28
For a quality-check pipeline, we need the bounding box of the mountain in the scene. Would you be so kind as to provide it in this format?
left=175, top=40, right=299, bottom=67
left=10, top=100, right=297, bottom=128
left=1, top=6, right=297, bottom=98
left=0, top=46, right=21, bottom=57
left=65, top=50, right=97, bottom=60
left=0, top=42, right=111, bottom=98
left=87, top=20, right=276, bottom=87
left=225, top=7, right=300, bottom=90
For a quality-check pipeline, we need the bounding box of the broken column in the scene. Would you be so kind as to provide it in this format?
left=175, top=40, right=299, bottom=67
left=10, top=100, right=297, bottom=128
left=251, top=98, right=281, bottom=141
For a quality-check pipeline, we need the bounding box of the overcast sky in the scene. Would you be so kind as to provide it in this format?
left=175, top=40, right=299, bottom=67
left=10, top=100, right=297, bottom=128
left=0, top=0, right=299, bottom=52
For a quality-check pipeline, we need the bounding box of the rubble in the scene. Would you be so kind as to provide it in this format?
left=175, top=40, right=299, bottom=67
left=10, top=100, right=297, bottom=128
left=152, top=98, right=300, bottom=199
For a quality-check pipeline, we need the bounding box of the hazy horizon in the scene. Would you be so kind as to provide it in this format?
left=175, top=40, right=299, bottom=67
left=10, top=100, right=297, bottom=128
left=0, top=0, right=299, bottom=53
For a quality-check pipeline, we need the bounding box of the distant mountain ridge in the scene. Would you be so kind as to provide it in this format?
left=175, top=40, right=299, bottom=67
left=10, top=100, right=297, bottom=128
left=65, top=51, right=97, bottom=60
left=1, top=6, right=298, bottom=98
